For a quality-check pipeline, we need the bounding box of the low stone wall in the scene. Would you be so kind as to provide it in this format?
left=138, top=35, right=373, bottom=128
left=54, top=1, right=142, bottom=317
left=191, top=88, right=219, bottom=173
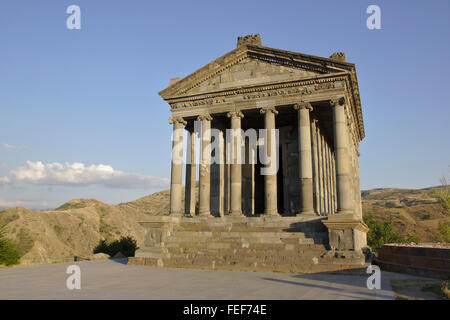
left=374, top=244, right=450, bottom=279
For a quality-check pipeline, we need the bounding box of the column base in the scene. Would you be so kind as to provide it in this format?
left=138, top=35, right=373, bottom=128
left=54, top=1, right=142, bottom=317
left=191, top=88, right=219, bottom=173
left=170, top=211, right=183, bottom=216
left=296, top=211, right=316, bottom=217
left=229, top=211, right=244, bottom=216
left=198, top=211, right=211, bottom=217
left=264, top=210, right=280, bottom=216
left=322, top=213, right=368, bottom=252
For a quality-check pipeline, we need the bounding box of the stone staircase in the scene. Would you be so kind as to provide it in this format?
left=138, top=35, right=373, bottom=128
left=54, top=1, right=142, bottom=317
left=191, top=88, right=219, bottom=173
left=129, top=216, right=366, bottom=273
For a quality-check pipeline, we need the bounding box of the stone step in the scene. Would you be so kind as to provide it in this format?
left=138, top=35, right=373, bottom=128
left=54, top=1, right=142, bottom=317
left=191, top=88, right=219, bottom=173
left=129, top=255, right=366, bottom=273
left=165, top=237, right=317, bottom=246
left=134, top=246, right=164, bottom=259
left=159, top=253, right=365, bottom=273
left=166, top=246, right=328, bottom=258
left=165, top=253, right=331, bottom=264
left=164, top=243, right=327, bottom=254
left=172, top=219, right=327, bottom=234
left=170, top=230, right=312, bottom=238
left=173, top=225, right=301, bottom=232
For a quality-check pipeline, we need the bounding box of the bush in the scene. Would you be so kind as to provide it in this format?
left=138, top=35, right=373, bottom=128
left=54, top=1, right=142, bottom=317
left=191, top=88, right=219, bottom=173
left=435, top=175, right=450, bottom=214
left=364, top=215, right=420, bottom=252
left=0, top=227, right=20, bottom=266
left=93, top=236, right=138, bottom=257
left=438, top=221, right=450, bottom=242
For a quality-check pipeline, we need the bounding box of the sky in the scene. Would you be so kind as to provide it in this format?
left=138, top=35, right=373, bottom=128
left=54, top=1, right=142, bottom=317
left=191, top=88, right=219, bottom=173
left=0, top=0, right=449, bottom=210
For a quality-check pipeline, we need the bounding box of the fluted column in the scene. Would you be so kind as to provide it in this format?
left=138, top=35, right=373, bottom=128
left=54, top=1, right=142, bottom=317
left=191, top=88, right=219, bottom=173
left=197, top=113, right=212, bottom=216
left=317, top=126, right=325, bottom=214
left=326, top=143, right=332, bottom=214
left=260, top=106, right=279, bottom=216
left=330, top=147, right=336, bottom=214
left=293, top=102, right=314, bottom=215
left=331, top=97, right=352, bottom=213
left=322, top=135, right=329, bottom=214
left=227, top=110, right=244, bottom=216
left=185, top=126, right=196, bottom=216
left=311, top=119, right=320, bottom=214
left=169, top=116, right=186, bottom=215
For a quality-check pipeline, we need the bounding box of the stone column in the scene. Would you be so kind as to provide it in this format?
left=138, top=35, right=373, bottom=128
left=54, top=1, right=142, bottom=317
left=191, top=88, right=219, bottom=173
left=260, top=106, right=279, bottom=216
left=330, top=97, right=352, bottom=214
left=317, top=126, right=324, bottom=214
left=210, top=126, right=225, bottom=217
left=243, top=137, right=256, bottom=215
left=322, top=96, right=368, bottom=253
left=169, top=116, right=186, bottom=216
left=326, top=143, right=332, bottom=214
left=293, top=102, right=314, bottom=215
left=185, top=126, right=196, bottom=216
left=331, top=150, right=337, bottom=214
left=197, top=113, right=213, bottom=216
left=227, top=111, right=244, bottom=216
left=322, top=135, right=329, bottom=214
left=311, top=119, right=320, bottom=214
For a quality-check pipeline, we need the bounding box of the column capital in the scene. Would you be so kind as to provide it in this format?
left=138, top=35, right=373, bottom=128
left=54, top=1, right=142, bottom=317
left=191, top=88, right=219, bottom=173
left=329, top=96, right=346, bottom=107
left=169, top=116, right=187, bottom=125
left=227, top=110, right=244, bottom=119
left=197, top=113, right=213, bottom=121
left=293, top=102, right=313, bottom=111
left=259, top=106, right=278, bottom=115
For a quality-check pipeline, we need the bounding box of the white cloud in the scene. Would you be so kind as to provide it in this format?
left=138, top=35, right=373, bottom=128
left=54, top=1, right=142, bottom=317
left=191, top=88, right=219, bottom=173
left=11, top=161, right=169, bottom=189
left=0, top=197, right=49, bottom=210
left=0, top=176, right=11, bottom=185
left=0, top=198, right=21, bottom=208
left=2, top=143, right=28, bottom=151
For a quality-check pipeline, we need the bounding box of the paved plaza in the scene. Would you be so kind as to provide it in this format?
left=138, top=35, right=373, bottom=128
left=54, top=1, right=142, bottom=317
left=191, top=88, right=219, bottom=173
left=0, top=259, right=428, bottom=300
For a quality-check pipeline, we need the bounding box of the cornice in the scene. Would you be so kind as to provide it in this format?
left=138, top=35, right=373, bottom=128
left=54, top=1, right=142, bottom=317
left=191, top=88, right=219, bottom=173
left=167, top=73, right=348, bottom=105
left=160, top=44, right=365, bottom=141
left=159, top=45, right=352, bottom=100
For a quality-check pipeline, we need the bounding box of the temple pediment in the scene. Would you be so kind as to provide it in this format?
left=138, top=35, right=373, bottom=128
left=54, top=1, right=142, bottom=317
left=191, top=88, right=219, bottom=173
left=159, top=44, right=356, bottom=100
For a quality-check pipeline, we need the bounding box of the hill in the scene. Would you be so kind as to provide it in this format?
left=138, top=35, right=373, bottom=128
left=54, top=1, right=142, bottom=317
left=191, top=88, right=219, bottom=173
left=361, top=186, right=449, bottom=242
left=0, top=186, right=448, bottom=263
left=0, top=189, right=172, bottom=263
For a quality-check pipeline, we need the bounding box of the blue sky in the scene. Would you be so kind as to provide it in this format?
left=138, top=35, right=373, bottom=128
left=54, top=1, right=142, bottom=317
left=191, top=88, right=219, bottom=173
left=0, top=0, right=449, bottom=209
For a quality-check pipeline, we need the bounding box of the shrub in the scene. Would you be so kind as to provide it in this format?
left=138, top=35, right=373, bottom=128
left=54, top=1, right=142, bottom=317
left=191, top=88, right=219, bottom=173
left=435, top=175, right=450, bottom=214
left=93, top=236, right=138, bottom=257
left=438, top=221, right=450, bottom=242
left=364, top=215, right=420, bottom=252
left=0, top=227, right=20, bottom=266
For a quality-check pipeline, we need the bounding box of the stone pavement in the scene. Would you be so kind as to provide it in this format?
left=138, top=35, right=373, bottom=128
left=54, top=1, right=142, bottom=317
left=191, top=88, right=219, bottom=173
left=0, top=259, right=428, bottom=300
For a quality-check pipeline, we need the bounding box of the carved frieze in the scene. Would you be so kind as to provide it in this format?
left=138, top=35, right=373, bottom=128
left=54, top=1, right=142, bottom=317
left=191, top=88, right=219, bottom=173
left=169, top=78, right=345, bottom=110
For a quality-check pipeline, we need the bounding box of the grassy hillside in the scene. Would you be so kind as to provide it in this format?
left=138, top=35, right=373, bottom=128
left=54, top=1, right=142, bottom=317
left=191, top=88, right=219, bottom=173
left=0, top=186, right=448, bottom=264
left=361, top=186, right=449, bottom=243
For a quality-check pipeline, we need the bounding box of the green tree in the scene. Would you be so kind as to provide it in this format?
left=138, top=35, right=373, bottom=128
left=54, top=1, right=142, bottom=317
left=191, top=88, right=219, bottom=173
left=364, top=215, right=420, bottom=252
left=0, top=226, right=20, bottom=266
left=93, top=236, right=138, bottom=257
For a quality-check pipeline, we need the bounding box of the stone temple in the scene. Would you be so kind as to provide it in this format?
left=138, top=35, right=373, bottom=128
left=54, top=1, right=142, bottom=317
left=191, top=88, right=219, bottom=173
left=130, top=35, right=369, bottom=272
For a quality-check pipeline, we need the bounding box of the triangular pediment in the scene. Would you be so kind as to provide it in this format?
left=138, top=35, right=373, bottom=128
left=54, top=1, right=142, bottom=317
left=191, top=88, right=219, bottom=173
left=159, top=45, right=355, bottom=99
